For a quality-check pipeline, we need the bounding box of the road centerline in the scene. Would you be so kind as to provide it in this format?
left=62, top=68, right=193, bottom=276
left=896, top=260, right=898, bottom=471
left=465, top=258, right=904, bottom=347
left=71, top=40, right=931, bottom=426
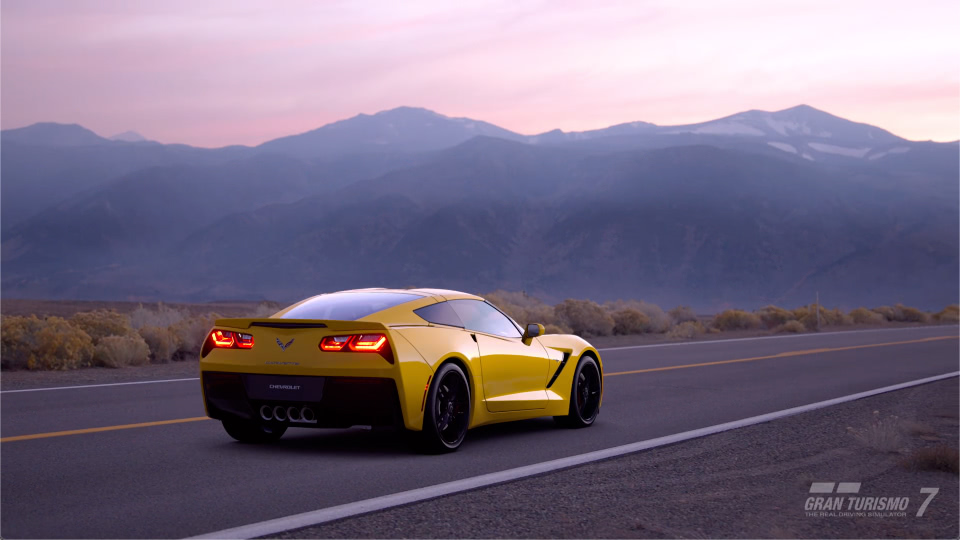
left=0, top=417, right=210, bottom=443
left=605, top=335, right=957, bottom=377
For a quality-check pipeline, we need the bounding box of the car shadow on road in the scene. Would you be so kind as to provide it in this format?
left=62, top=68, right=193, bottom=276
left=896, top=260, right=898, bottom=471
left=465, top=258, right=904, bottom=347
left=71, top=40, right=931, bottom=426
left=213, top=417, right=563, bottom=457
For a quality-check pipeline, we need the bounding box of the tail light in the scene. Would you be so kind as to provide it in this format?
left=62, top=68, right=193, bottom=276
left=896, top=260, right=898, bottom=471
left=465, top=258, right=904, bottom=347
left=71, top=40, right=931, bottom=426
left=318, top=333, right=392, bottom=363
left=319, top=335, right=351, bottom=351
left=349, top=334, right=387, bottom=352
left=203, top=329, right=255, bottom=357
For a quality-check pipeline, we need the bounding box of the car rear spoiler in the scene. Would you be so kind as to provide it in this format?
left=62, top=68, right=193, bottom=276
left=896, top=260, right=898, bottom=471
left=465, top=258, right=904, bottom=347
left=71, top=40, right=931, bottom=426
left=214, top=318, right=389, bottom=331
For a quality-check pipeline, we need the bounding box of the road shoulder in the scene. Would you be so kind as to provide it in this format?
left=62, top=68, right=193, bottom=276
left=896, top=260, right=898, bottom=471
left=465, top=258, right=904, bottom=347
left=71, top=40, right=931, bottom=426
left=270, top=378, right=959, bottom=539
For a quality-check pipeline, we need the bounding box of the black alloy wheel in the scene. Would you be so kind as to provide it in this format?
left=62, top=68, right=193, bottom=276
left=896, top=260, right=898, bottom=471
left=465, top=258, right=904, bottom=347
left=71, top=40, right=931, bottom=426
left=555, top=355, right=601, bottom=428
left=420, top=363, right=470, bottom=452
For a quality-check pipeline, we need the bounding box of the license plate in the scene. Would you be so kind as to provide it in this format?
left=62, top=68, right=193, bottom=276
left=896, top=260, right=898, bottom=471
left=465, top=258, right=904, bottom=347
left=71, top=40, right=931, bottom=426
left=243, top=375, right=324, bottom=401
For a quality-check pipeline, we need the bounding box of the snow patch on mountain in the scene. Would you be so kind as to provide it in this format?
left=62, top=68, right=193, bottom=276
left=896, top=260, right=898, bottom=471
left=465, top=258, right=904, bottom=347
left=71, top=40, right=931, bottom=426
left=868, top=146, right=911, bottom=160
left=808, top=142, right=872, bottom=158
left=670, top=122, right=765, bottom=136
left=767, top=141, right=798, bottom=154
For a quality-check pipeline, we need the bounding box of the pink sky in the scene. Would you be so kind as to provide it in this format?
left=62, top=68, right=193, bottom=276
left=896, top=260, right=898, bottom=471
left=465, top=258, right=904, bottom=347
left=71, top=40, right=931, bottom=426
left=2, top=0, right=958, bottom=147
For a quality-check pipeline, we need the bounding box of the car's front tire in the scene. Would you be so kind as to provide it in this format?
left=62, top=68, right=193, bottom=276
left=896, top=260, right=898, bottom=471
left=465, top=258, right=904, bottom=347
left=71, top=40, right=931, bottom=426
left=555, top=354, right=601, bottom=428
left=222, top=419, right=287, bottom=443
left=419, top=363, right=470, bottom=453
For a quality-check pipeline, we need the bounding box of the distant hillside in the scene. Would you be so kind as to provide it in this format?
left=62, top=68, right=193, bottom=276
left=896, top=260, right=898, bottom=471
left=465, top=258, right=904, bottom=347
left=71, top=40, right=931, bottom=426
left=2, top=106, right=957, bottom=309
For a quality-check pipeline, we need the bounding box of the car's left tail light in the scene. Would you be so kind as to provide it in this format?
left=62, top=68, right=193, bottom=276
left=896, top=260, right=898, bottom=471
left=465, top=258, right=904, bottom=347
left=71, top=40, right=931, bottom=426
left=201, top=329, right=254, bottom=357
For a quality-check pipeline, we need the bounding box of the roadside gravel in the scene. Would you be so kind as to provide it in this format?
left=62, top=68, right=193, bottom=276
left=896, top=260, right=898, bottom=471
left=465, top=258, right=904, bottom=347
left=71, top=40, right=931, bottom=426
left=270, top=378, right=959, bottom=539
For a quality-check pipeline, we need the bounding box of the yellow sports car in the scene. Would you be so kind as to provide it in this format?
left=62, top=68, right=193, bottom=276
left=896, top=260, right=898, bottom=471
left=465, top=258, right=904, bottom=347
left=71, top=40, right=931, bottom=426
left=200, top=288, right=602, bottom=452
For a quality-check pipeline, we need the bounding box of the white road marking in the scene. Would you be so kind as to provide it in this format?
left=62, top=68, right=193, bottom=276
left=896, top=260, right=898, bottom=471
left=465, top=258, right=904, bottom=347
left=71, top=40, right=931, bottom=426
left=597, top=325, right=956, bottom=352
left=190, top=371, right=960, bottom=540
left=0, top=377, right=200, bottom=394
left=2, top=326, right=953, bottom=393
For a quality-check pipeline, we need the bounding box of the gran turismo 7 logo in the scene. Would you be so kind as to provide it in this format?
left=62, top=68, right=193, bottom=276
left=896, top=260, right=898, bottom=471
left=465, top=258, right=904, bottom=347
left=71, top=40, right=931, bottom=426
left=805, top=482, right=939, bottom=518
left=276, top=338, right=295, bottom=351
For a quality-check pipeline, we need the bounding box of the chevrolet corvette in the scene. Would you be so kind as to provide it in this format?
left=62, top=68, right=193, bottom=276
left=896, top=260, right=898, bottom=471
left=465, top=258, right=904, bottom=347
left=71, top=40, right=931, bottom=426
left=200, top=288, right=602, bottom=452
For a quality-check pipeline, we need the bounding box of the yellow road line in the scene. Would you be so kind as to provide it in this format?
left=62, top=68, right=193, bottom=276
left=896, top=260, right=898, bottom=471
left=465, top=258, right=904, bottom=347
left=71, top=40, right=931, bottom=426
left=3, top=335, right=956, bottom=443
left=606, top=335, right=958, bottom=377
left=0, top=416, right=210, bottom=443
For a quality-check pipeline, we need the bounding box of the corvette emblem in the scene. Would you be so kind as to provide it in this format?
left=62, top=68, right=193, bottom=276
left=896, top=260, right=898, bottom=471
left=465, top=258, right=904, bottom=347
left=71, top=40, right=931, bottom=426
left=276, top=338, right=295, bottom=351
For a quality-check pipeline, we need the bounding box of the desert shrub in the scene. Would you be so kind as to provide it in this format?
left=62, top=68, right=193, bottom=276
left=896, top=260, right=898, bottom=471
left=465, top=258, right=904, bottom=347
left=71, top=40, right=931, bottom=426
left=825, top=307, right=853, bottom=326
left=796, top=305, right=851, bottom=329
left=668, top=305, right=698, bottom=325
left=712, top=309, right=762, bottom=331
left=543, top=323, right=568, bottom=335
left=847, top=412, right=904, bottom=453
left=248, top=303, right=280, bottom=318
left=898, top=445, right=959, bottom=474
left=667, top=320, right=705, bottom=340
left=170, top=312, right=220, bottom=357
left=774, top=320, right=806, bottom=333
left=94, top=335, right=151, bottom=368
left=872, top=305, right=897, bottom=321
left=896, top=304, right=930, bottom=323
left=934, top=305, right=959, bottom=323
left=792, top=306, right=809, bottom=321
left=129, top=302, right=186, bottom=330
left=70, top=310, right=135, bottom=343
left=849, top=307, right=885, bottom=325
left=755, top=305, right=794, bottom=328
left=604, top=300, right=671, bottom=333
left=554, top=299, right=615, bottom=337
left=1, top=315, right=44, bottom=369
left=610, top=308, right=650, bottom=335
left=485, top=290, right=561, bottom=328
left=1, top=315, right=95, bottom=370
left=138, top=326, right=180, bottom=363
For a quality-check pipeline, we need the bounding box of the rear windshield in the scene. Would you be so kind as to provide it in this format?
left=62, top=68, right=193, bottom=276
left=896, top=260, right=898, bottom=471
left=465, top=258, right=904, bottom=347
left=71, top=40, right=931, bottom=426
left=279, top=292, right=421, bottom=321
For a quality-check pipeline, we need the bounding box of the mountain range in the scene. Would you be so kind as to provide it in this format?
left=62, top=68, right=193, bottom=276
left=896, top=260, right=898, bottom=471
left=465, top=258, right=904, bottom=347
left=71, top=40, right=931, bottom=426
left=1, top=105, right=957, bottom=310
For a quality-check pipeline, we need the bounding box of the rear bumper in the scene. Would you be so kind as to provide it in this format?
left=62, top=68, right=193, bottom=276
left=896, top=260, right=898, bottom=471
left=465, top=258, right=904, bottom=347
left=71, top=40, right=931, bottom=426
left=202, top=371, right=403, bottom=428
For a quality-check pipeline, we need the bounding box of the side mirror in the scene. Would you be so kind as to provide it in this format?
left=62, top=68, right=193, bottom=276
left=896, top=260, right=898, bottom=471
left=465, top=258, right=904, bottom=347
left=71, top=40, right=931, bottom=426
left=522, top=323, right=544, bottom=344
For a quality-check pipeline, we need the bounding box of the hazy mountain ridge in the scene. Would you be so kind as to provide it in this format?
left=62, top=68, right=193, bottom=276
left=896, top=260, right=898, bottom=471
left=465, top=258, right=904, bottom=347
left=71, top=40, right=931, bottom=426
left=1, top=106, right=957, bottom=309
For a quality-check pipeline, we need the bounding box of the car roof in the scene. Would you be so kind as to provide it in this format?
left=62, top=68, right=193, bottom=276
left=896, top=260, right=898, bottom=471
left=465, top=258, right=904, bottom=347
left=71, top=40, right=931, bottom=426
left=336, top=287, right=483, bottom=301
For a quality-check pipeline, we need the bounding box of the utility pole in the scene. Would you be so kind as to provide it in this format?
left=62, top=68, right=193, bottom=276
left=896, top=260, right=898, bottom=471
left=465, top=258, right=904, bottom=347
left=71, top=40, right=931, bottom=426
left=816, top=291, right=821, bottom=332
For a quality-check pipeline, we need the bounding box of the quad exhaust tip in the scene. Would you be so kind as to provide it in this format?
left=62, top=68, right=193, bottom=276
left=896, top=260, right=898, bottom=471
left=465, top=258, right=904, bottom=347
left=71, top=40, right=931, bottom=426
left=259, top=405, right=273, bottom=421
left=258, top=405, right=317, bottom=424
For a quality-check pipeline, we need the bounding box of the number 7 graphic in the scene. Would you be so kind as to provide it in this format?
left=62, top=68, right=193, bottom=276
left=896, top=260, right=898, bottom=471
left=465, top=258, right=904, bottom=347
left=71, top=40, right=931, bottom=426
left=916, top=487, right=938, bottom=517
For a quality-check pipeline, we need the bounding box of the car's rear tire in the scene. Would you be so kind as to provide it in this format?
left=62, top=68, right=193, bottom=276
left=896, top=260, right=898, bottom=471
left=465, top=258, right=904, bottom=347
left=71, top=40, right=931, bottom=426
left=222, top=419, right=287, bottom=443
left=419, top=363, right=470, bottom=453
left=554, top=355, right=601, bottom=428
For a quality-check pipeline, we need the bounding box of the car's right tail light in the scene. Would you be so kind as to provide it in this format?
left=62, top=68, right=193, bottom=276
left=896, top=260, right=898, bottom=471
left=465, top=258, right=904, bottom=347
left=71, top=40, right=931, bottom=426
left=319, top=334, right=393, bottom=363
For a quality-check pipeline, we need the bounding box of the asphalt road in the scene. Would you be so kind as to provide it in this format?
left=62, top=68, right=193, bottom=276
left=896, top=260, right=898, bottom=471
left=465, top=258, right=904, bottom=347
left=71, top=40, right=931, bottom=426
left=1, top=326, right=957, bottom=539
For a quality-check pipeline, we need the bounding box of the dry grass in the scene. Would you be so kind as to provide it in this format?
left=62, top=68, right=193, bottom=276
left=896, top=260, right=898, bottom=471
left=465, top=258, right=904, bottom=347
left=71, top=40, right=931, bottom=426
left=668, top=305, right=698, bottom=324
left=94, top=335, right=151, bottom=368
left=898, top=445, right=959, bottom=474
left=712, top=310, right=762, bottom=331
left=847, top=412, right=904, bottom=453
left=70, top=310, right=135, bottom=343
left=774, top=320, right=806, bottom=333
left=138, top=326, right=180, bottom=363
left=554, top=299, right=615, bottom=337
left=755, top=305, right=795, bottom=328
left=849, top=307, right=885, bottom=325
left=1, top=315, right=95, bottom=370
left=667, top=320, right=705, bottom=340
left=610, top=308, right=650, bottom=335
left=934, top=304, right=959, bottom=323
